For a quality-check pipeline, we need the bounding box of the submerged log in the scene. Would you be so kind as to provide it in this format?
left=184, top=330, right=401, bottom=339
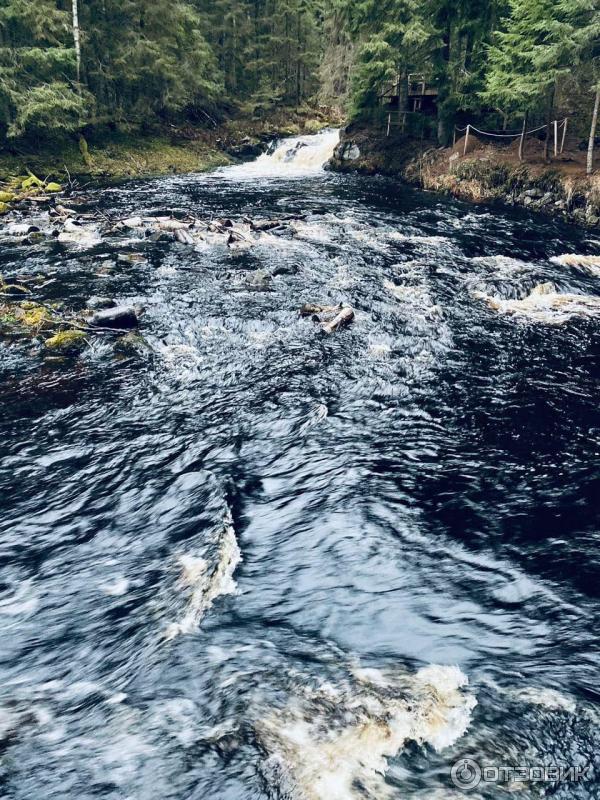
left=300, top=303, right=342, bottom=317
left=251, top=219, right=283, bottom=232
left=322, top=307, right=355, bottom=334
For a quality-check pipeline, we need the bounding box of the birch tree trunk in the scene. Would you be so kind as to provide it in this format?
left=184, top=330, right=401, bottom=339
left=587, top=84, right=600, bottom=176
left=519, top=110, right=528, bottom=162
left=72, top=0, right=82, bottom=85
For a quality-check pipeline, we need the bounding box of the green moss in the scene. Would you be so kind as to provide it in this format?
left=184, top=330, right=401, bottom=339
left=16, top=303, right=52, bottom=329
left=22, top=173, right=43, bottom=190
left=45, top=182, right=62, bottom=193
left=79, top=135, right=93, bottom=167
left=303, top=118, right=324, bottom=134
left=0, top=305, right=18, bottom=328
left=44, top=329, right=87, bottom=355
left=114, top=331, right=150, bottom=357
left=0, top=202, right=9, bottom=214
left=0, top=191, right=14, bottom=203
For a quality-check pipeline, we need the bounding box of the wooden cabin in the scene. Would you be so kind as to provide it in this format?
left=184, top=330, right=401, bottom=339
left=380, top=73, right=439, bottom=123
left=407, top=74, right=438, bottom=114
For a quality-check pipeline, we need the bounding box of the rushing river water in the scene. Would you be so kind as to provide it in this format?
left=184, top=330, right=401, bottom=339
left=1, top=131, right=599, bottom=799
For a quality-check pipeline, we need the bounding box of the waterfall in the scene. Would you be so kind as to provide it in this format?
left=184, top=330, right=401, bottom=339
left=221, top=129, right=340, bottom=179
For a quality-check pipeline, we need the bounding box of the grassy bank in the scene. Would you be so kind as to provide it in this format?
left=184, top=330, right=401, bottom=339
left=0, top=132, right=230, bottom=184
left=0, top=108, right=341, bottom=186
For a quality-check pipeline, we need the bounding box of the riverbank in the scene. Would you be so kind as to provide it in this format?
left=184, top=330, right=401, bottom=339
left=329, top=122, right=600, bottom=228
left=0, top=108, right=339, bottom=186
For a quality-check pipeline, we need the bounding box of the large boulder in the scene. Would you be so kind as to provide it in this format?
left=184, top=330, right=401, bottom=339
left=334, top=142, right=361, bottom=162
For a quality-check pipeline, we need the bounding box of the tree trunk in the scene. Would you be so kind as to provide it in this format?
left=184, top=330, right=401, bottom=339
left=587, top=84, right=600, bottom=176
left=72, top=0, right=81, bottom=85
left=519, top=111, right=528, bottom=162
left=543, top=85, right=555, bottom=162
left=398, top=69, right=408, bottom=133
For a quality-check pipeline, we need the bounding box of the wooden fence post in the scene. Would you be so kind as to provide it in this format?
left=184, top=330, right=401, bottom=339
left=452, top=128, right=456, bottom=148
left=463, top=125, right=470, bottom=156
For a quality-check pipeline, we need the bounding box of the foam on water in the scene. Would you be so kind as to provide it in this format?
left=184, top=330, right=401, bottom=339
left=513, top=686, right=577, bottom=713
left=474, top=282, right=600, bottom=324
left=166, top=510, right=241, bottom=639
left=551, top=253, right=600, bottom=276
left=56, top=222, right=102, bottom=248
left=258, top=664, right=475, bottom=800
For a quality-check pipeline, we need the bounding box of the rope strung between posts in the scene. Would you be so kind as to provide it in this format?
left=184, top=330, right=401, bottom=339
left=454, top=119, right=567, bottom=138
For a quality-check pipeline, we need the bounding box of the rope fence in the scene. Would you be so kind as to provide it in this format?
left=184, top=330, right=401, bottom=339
left=453, top=118, right=570, bottom=159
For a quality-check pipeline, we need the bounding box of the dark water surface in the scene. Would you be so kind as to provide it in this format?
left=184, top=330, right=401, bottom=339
left=1, top=141, right=599, bottom=799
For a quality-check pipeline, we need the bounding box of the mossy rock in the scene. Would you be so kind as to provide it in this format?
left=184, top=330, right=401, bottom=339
left=114, top=332, right=150, bottom=358
left=303, top=118, right=324, bottom=134
left=45, top=182, right=63, bottom=193
left=16, top=303, right=52, bottom=330
left=44, top=329, right=87, bottom=356
left=280, top=124, right=302, bottom=136
left=0, top=305, right=18, bottom=330
left=0, top=202, right=10, bottom=215
left=0, top=191, right=14, bottom=203
left=22, top=173, right=44, bottom=190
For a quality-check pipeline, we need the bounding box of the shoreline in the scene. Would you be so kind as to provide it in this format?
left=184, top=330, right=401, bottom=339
left=0, top=109, right=340, bottom=188
left=328, top=123, right=600, bottom=230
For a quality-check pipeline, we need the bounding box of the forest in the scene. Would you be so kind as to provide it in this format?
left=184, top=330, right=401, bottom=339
left=1, top=0, right=599, bottom=155
left=2, top=1, right=600, bottom=797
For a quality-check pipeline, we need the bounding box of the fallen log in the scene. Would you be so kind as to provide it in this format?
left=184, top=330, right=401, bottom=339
left=122, top=215, right=144, bottom=228
left=54, top=205, right=77, bottom=217
left=174, top=228, right=195, bottom=245
left=322, top=307, right=355, bottom=334
left=300, top=303, right=342, bottom=317
left=158, top=219, right=190, bottom=232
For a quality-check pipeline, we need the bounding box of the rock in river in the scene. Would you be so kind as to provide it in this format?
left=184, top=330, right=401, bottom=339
left=44, top=330, right=88, bottom=356
left=88, top=305, right=139, bottom=329
left=86, top=296, right=117, bottom=311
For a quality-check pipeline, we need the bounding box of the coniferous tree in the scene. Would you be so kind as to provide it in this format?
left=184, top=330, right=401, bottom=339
left=0, top=0, right=89, bottom=139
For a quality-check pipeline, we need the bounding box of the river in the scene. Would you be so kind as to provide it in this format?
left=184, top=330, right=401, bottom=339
left=0, top=131, right=598, bottom=798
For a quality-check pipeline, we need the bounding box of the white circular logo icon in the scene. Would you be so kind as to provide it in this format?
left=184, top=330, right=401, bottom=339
left=451, top=758, right=482, bottom=791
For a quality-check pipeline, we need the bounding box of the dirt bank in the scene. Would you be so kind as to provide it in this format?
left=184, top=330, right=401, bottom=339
left=329, top=123, right=600, bottom=228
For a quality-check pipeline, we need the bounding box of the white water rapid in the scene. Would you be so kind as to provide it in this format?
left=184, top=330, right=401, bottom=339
left=221, top=129, right=340, bottom=179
